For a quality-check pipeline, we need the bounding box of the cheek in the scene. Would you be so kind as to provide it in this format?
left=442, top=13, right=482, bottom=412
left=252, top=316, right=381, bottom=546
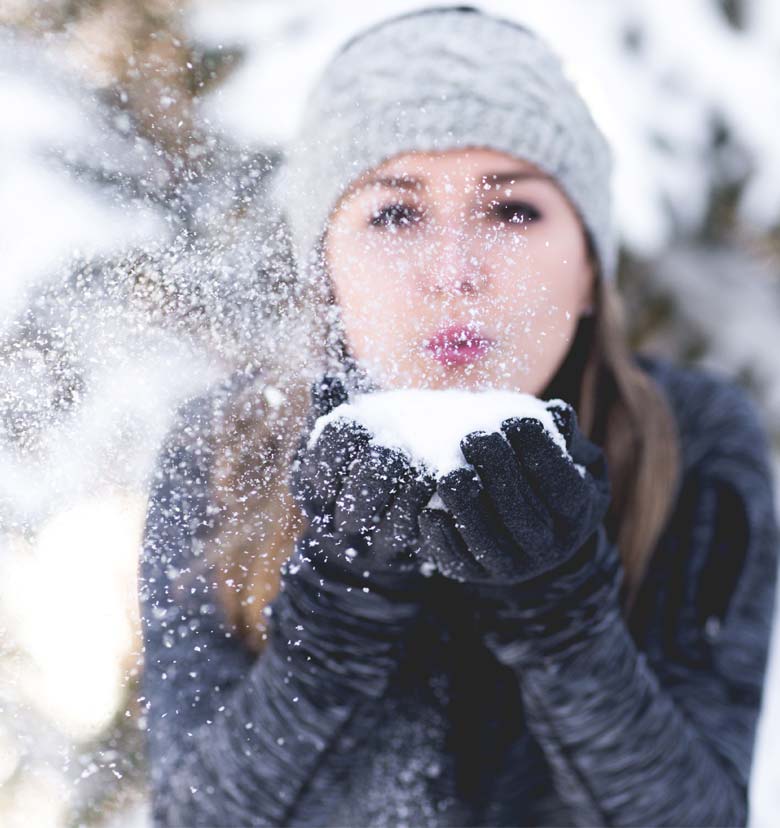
left=328, top=253, right=415, bottom=359
left=497, top=226, right=589, bottom=315
left=485, top=237, right=588, bottom=373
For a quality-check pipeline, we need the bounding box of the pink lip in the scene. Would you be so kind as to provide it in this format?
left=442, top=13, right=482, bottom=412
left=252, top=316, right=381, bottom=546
left=424, top=324, right=495, bottom=367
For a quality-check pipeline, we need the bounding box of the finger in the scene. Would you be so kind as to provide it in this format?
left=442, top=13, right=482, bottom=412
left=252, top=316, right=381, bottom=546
left=557, top=417, right=611, bottom=520
left=548, top=417, right=611, bottom=527
left=311, top=374, right=349, bottom=417
left=297, top=419, right=371, bottom=513
left=435, top=467, right=522, bottom=579
left=371, top=467, right=436, bottom=556
left=311, top=419, right=372, bottom=481
left=545, top=400, right=576, bottom=450
left=311, top=417, right=370, bottom=463
left=501, top=416, right=590, bottom=524
left=418, top=508, right=487, bottom=582
left=459, top=430, right=554, bottom=552
left=334, top=444, right=407, bottom=537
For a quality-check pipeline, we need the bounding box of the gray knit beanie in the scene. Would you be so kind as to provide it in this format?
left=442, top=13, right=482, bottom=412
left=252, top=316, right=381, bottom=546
left=274, top=4, right=617, bottom=285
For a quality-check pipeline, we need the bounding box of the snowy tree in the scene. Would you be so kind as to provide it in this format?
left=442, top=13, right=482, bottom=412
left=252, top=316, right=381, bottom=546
left=0, top=0, right=778, bottom=825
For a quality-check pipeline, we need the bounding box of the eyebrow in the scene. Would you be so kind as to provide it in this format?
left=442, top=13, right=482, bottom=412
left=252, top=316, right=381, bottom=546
left=351, top=170, right=550, bottom=194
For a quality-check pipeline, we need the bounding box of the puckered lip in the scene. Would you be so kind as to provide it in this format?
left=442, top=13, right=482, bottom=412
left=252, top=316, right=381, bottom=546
left=423, top=324, right=495, bottom=366
left=424, top=324, right=494, bottom=351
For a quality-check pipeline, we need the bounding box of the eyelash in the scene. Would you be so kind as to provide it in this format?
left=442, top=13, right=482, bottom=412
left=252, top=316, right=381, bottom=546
left=369, top=201, right=542, bottom=228
left=370, top=203, right=421, bottom=228
left=490, top=201, right=542, bottom=225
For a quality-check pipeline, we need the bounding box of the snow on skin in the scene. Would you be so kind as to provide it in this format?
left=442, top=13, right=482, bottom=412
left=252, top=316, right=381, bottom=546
left=307, top=389, right=586, bottom=507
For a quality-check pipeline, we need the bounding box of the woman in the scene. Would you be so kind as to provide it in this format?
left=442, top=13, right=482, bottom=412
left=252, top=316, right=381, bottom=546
left=138, top=6, right=778, bottom=827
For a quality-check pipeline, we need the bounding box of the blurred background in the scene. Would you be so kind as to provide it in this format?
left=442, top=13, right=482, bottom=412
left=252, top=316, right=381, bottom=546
left=0, top=0, right=778, bottom=825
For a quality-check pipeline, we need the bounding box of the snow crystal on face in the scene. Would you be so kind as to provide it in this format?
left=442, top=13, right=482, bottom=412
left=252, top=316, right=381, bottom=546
left=307, top=388, right=574, bottom=478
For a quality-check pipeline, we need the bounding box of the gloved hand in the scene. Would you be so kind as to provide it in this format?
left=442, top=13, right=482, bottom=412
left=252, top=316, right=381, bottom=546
left=417, top=401, right=612, bottom=587
left=271, top=373, right=438, bottom=703
left=287, top=372, right=438, bottom=596
left=416, top=401, right=622, bottom=666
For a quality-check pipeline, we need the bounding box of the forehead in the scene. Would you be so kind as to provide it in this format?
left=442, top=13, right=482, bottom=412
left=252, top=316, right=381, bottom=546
left=343, top=147, right=551, bottom=198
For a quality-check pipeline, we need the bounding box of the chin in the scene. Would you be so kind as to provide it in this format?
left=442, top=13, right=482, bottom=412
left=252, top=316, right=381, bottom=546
left=423, top=364, right=497, bottom=392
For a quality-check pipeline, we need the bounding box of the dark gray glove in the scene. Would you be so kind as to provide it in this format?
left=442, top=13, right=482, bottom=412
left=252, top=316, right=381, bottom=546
left=271, top=374, right=438, bottom=705
left=415, top=401, right=621, bottom=665
left=288, top=373, right=437, bottom=595
left=417, top=401, right=612, bottom=586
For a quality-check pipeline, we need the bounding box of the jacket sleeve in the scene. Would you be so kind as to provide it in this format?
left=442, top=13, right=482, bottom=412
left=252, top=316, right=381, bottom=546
left=480, top=377, right=779, bottom=827
left=138, top=390, right=424, bottom=827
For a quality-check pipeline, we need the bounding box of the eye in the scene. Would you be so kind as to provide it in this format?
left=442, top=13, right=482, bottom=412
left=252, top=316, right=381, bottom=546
left=488, top=200, right=542, bottom=225
left=369, top=203, right=423, bottom=229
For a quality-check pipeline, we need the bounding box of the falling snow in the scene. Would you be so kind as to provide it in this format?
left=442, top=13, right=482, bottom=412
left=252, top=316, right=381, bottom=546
left=0, top=2, right=779, bottom=827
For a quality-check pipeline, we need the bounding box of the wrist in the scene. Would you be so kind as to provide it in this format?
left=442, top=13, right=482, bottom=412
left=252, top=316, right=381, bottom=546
left=479, top=526, right=624, bottom=667
left=280, top=537, right=426, bottom=630
left=291, top=526, right=431, bottom=603
left=264, top=554, right=423, bottom=701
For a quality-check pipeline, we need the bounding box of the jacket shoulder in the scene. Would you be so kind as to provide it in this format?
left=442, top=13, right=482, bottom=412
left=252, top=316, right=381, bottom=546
left=142, top=365, right=273, bottom=571
left=630, top=354, right=778, bottom=666
left=176, top=365, right=268, bottom=436
left=144, top=365, right=270, bottom=511
left=633, top=352, right=774, bottom=482
left=158, top=365, right=267, bottom=454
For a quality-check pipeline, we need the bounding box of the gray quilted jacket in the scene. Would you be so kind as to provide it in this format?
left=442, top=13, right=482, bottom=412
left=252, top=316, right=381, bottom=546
left=138, top=352, right=779, bottom=827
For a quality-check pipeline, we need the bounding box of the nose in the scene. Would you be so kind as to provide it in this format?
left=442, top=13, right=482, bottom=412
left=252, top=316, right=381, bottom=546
left=421, top=219, right=486, bottom=296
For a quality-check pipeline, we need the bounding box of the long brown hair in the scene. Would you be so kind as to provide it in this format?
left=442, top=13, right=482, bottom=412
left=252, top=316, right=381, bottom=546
left=186, top=240, right=681, bottom=656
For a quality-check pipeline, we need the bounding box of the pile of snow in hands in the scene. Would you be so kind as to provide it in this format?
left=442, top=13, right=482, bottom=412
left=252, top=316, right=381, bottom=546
left=308, top=388, right=586, bottom=512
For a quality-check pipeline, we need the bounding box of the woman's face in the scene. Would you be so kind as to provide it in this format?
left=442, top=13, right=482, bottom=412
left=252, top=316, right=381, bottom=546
left=323, top=147, right=595, bottom=394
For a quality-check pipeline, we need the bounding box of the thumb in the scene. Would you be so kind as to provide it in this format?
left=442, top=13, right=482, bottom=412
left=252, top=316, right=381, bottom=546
left=311, top=374, right=350, bottom=418
left=546, top=400, right=577, bottom=450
